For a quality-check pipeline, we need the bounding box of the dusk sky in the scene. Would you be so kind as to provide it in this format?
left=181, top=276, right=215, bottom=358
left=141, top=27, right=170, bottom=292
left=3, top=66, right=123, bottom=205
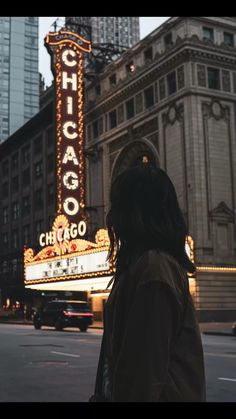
left=39, top=17, right=170, bottom=87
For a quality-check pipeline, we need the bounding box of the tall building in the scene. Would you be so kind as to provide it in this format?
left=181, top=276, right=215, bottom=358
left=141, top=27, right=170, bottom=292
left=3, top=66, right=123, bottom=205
left=84, top=17, right=236, bottom=321
left=0, top=17, right=39, bottom=143
left=65, top=17, right=140, bottom=47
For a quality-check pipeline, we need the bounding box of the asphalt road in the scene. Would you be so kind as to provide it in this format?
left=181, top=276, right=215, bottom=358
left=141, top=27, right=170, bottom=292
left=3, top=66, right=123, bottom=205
left=202, top=333, right=236, bottom=402
left=0, top=324, right=235, bottom=402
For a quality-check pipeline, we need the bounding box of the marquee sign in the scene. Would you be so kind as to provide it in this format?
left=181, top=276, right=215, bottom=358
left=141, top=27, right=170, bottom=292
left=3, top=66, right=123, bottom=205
left=45, top=29, right=91, bottom=225
left=24, top=215, right=115, bottom=285
left=23, top=29, right=117, bottom=290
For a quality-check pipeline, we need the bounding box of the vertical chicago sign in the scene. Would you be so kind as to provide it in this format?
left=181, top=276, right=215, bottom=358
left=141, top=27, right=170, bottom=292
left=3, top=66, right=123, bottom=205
left=24, top=28, right=115, bottom=292
left=45, top=30, right=91, bottom=226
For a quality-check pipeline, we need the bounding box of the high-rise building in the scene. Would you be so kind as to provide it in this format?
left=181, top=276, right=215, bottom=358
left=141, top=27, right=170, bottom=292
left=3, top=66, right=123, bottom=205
left=65, top=17, right=140, bottom=48
left=0, top=17, right=39, bottom=143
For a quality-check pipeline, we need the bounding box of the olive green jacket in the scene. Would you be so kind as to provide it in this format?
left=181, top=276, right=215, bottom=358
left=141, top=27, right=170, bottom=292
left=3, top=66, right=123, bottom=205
left=94, top=249, right=206, bottom=402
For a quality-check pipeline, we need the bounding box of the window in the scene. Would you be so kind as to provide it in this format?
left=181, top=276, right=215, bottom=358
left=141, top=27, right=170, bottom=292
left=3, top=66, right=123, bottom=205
left=12, top=258, right=18, bottom=273
left=126, top=98, right=134, bottom=119
left=23, top=225, right=30, bottom=245
left=135, top=93, right=143, bottom=114
left=222, top=70, right=231, bottom=92
left=144, top=47, right=153, bottom=62
left=144, top=86, right=154, bottom=108
left=2, top=182, right=8, bottom=198
left=98, top=117, right=103, bottom=136
left=22, top=196, right=30, bottom=216
left=208, top=67, right=220, bottom=90
left=86, top=123, right=92, bottom=141
left=109, top=110, right=117, bottom=129
left=203, top=27, right=214, bottom=42
left=2, top=233, right=8, bottom=248
left=23, top=168, right=30, bottom=186
left=34, top=136, right=42, bottom=155
left=46, top=128, right=54, bottom=148
left=164, top=33, right=173, bottom=47
left=12, top=230, right=18, bottom=249
left=35, top=161, right=43, bottom=178
left=159, top=78, right=166, bottom=100
left=3, top=207, right=8, bottom=224
left=109, top=73, right=117, bottom=86
left=92, top=120, right=99, bottom=139
left=12, top=202, right=19, bottom=220
left=12, top=176, right=19, bottom=193
left=47, top=184, right=54, bottom=205
left=22, top=146, right=30, bottom=165
left=11, top=153, right=18, bottom=171
left=167, top=71, right=177, bottom=95
left=2, top=260, right=8, bottom=273
left=117, top=104, right=124, bottom=124
left=34, top=189, right=43, bottom=209
left=47, top=154, right=54, bottom=173
left=224, top=32, right=234, bottom=47
left=2, top=160, right=8, bottom=177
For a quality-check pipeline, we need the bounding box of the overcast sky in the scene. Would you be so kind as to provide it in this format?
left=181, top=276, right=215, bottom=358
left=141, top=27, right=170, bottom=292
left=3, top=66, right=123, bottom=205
left=39, top=17, right=170, bottom=87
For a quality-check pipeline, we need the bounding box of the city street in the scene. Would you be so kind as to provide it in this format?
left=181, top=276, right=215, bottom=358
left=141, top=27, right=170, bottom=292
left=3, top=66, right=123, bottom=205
left=0, top=324, right=235, bottom=402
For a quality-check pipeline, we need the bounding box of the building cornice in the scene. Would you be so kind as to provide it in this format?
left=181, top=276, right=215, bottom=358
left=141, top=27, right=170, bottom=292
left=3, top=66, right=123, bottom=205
left=85, top=87, right=236, bottom=146
left=85, top=36, right=236, bottom=117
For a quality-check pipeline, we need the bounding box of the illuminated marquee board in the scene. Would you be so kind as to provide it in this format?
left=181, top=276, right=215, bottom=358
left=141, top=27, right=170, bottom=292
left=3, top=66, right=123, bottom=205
left=25, top=251, right=110, bottom=282
left=45, top=30, right=91, bottom=225
left=24, top=215, right=115, bottom=285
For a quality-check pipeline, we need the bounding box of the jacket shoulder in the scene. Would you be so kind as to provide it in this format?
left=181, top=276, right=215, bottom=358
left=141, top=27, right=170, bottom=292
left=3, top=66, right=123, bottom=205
left=130, top=249, right=187, bottom=297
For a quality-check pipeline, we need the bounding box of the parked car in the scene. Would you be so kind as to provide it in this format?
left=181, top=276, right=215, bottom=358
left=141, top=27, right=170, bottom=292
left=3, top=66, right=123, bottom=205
left=232, top=322, right=236, bottom=336
left=33, top=300, right=93, bottom=332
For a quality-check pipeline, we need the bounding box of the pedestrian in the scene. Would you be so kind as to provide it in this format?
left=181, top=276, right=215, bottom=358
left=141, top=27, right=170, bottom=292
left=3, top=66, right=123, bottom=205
left=89, top=163, right=206, bottom=402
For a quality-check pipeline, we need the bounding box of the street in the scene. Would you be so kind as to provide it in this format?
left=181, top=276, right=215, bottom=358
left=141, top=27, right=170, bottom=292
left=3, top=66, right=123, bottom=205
left=0, top=324, right=235, bottom=402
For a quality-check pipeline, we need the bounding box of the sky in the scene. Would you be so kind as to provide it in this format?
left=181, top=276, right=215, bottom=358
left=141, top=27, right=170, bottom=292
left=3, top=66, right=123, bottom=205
left=39, top=17, right=170, bottom=87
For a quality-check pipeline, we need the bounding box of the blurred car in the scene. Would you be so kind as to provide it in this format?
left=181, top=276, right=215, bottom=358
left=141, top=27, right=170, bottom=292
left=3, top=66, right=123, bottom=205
left=232, top=322, right=236, bottom=336
left=33, top=300, right=93, bottom=332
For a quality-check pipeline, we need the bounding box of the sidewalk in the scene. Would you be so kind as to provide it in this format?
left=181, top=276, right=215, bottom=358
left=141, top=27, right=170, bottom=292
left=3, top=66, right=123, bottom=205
left=199, top=322, right=234, bottom=336
left=0, top=318, right=233, bottom=335
left=0, top=317, right=104, bottom=329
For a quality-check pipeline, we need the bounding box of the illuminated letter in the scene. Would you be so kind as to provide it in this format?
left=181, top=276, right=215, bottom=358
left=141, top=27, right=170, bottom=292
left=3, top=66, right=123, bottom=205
left=64, top=228, right=70, bottom=240
left=78, top=221, right=86, bottom=237
left=62, top=71, right=77, bottom=91
left=67, top=96, right=73, bottom=115
left=39, top=233, right=45, bottom=247
left=62, top=146, right=79, bottom=165
left=63, top=121, right=78, bottom=139
left=70, top=223, right=78, bottom=239
left=62, top=49, right=76, bottom=67
left=63, top=197, right=79, bottom=216
left=63, top=171, right=79, bottom=190
left=45, top=231, right=56, bottom=245
left=57, top=228, right=63, bottom=243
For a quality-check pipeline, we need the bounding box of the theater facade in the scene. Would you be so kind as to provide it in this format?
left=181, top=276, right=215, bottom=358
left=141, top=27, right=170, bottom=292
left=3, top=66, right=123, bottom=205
left=83, top=17, right=236, bottom=321
left=1, top=18, right=236, bottom=322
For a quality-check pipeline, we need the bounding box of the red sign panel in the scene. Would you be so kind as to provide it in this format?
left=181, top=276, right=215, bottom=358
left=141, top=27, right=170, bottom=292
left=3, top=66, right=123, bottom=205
left=45, top=30, right=91, bottom=225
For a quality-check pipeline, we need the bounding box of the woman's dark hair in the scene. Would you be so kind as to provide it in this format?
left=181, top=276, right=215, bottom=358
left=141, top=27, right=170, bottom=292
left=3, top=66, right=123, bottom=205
left=106, top=163, right=195, bottom=276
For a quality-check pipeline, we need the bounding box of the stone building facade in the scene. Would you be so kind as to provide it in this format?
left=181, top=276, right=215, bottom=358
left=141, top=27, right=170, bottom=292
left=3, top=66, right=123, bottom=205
left=0, top=87, right=56, bottom=304
left=84, top=17, right=236, bottom=321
